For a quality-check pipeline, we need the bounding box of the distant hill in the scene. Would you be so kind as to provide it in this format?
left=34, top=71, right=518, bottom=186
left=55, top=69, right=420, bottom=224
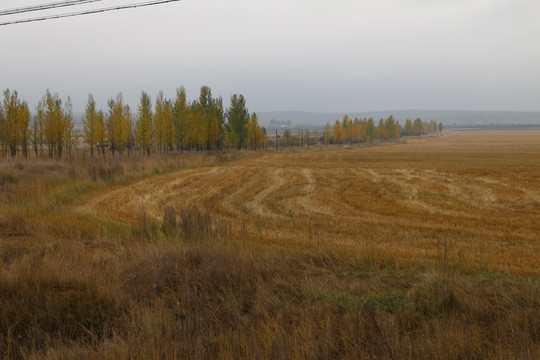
left=257, top=110, right=540, bottom=129
left=72, top=110, right=540, bottom=131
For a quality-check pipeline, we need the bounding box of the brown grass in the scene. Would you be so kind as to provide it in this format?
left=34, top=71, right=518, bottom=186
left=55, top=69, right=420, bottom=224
left=0, top=131, right=539, bottom=359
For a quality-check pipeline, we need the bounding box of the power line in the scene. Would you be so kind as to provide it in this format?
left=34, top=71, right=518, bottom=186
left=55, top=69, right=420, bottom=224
left=0, top=0, right=105, bottom=16
left=0, top=0, right=182, bottom=26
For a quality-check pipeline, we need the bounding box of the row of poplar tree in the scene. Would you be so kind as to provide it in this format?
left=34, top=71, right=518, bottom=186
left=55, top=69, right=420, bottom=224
left=318, top=115, right=442, bottom=145
left=0, top=86, right=268, bottom=158
left=1, top=87, right=442, bottom=159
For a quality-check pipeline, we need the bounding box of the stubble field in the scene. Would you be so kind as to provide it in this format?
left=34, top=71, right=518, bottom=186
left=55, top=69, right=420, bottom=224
left=1, top=130, right=539, bottom=359
left=79, top=130, right=540, bottom=276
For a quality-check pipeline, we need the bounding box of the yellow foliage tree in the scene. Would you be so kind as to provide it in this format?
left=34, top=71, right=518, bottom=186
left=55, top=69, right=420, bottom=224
left=173, top=87, right=189, bottom=151
left=63, top=97, right=77, bottom=159
left=247, top=113, right=263, bottom=149
left=1, top=89, right=30, bottom=157
left=333, top=120, right=342, bottom=144
left=31, top=102, right=45, bottom=157
left=404, top=119, right=413, bottom=136
left=342, top=115, right=351, bottom=144
left=323, top=123, right=331, bottom=145
left=163, top=99, right=174, bottom=152
left=41, top=90, right=67, bottom=158
left=107, top=93, right=131, bottom=156
left=154, top=91, right=167, bottom=153
left=83, top=94, right=99, bottom=157
left=96, top=110, right=107, bottom=158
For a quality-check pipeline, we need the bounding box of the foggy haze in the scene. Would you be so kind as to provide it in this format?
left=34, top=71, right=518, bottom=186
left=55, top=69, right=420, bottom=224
left=1, top=0, right=539, bottom=113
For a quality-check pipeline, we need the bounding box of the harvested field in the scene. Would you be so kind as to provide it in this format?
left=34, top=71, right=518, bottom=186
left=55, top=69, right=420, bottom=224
left=78, top=130, right=540, bottom=276
left=2, top=130, right=539, bottom=359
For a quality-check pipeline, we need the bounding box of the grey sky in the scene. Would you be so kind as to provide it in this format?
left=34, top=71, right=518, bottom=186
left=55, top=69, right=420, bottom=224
left=1, top=0, right=539, bottom=113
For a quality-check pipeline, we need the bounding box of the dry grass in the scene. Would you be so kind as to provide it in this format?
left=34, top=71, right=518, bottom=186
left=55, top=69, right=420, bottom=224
left=0, top=131, right=539, bottom=359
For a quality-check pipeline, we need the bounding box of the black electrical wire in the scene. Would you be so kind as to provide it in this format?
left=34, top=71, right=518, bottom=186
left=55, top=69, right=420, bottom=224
left=0, top=0, right=182, bottom=26
left=0, top=0, right=106, bottom=16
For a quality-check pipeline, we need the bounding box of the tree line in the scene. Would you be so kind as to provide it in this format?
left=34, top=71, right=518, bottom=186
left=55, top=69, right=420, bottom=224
left=1, top=87, right=442, bottom=159
left=0, top=86, right=268, bottom=159
left=317, top=115, right=442, bottom=145
left=279, top=116, right=442, bottom=148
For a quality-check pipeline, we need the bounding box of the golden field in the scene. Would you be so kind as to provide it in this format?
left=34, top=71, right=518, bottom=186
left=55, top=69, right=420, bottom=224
left=79, top=130, right=539, bottom=275
left=0, top=130, right=538, bottom=359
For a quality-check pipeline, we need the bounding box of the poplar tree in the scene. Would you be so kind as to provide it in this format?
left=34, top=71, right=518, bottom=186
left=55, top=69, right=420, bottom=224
left=384, top=115, right=396, bottom=139
left=197, top=86, right=225, bottom=150
left=32, top=102, right=45, bottom=157
left=41, top=90, right=65, bottom=158
left=198, top=86, right=213, bottom=150
left=2, top=89, right=26, bottom=157
left=1, top=90, right=14, bottom=157
left=213, top=96, right=225, bottom=150
left=154, top=91, right=167, bottom=153
left=342, top=115, right=352, bottom=144
left=107, top=93, right=130, bottom=156
left=352, top=118, right=362, bottom=143
left=163, top=99, right=174, bottom=152
left=124, top=106, right=133, bottom=156
left=190, top=101, right=206, bottom=150
left=333, top=120, right=342, bottom=144
left=323, top=123, right=331, bottom=145
left=429, top=120, right=438, bottom=134
left=96, top=110, right=107, bottom=158
left=366, top=118, right=376, bottom=143
left=377, top=119, right=386, bottom=140
left=63, top=97, right=76, bottom=159
left=136, top=92, right=153, bottom=156
left=394, top=121, right=402, bottom=138
left=360, top=118, right=368, bottom=142
left=404, top=119, right=413, bottom=136
left=247, top=112, right=263, bottom=149
left=18, top=102, right=31, bottom=158
left=83, top=94, right=99, bottom=157
left=30, top=115, right=40, bottom=158
left=173, top=87, right=189, bottom=151
left=413, top=118, right=424, bottom=136
left=226, top=94, right=249, bottom=149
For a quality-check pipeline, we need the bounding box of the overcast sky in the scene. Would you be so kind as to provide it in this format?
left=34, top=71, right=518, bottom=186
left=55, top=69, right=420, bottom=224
left=1, top=0, right=539, bottom=113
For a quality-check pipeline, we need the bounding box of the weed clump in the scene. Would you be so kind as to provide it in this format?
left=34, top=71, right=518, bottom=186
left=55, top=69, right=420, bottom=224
left=132, top=203, right=159, bottom=240
left=161, top=205, right=177, bottom=233
left=179, top=205, right=213, bottom=240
